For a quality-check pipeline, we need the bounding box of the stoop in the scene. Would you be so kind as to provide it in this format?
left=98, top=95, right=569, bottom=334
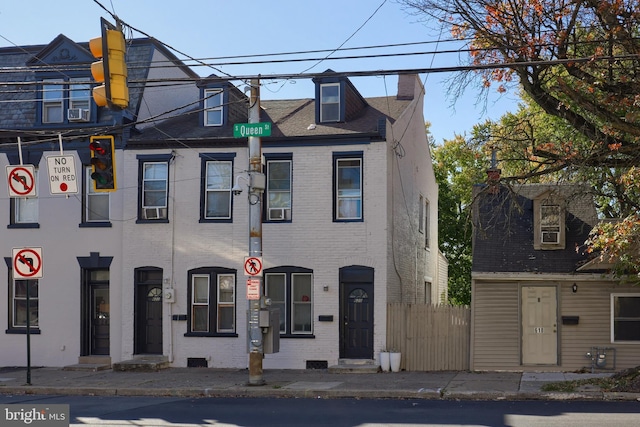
left=112, top=355, right=170, bottom=372
left=328, top=359, right=380, bottom=374
left=63, top=356, right=111, bottom=372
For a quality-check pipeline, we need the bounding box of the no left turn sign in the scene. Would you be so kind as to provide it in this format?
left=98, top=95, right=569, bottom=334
left=6, top=165, right=37, bottom=197
left=13, top=247, right=43, bottom=279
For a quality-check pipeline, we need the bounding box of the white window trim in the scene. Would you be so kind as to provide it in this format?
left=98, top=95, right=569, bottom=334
left=336, top=157, right=362, bottom=220
left=320, top=83, right=340, bottom=123
left=85, top=167, right=110, bottom=222
left=191, top=274, right=210, bottom=333
left=204, top=88, right=223, bottom=127
left=42, top=79, right=64, bottom=123
left=291, top=273, right=313, bottom=334
left=610, top=293, right=640, bottom=343
left=216, top=274, right=236, bottom=333
left=266, top=159, right=292, bottom=221
left=142, top=162, right=168, bottom=212
left=204, top=161, right=232, bottom=219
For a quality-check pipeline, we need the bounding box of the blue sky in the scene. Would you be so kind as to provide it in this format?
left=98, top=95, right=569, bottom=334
left=0, top=0, right=520, bottom=143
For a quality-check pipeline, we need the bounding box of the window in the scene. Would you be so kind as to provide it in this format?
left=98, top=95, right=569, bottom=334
left=203, top=159, right=232, bottom=220
left=611, top=295, right=640, bottom=342
left=41, top=79, right=91, bottom=124
left=541, top=204, right=561, bottom=244
left=83, top=167, right=110, bottom=223
left=334, top=153, right=363, bottom=221
left=137, top=154, right=171, bottom=222
left=9, top=170, right=38, bottom=228
left=42, top=79, right=63, bottom=123
left=9, top=279, right=39, bottom=332
left=187, top=267, right=237, bottom=336
left=264, top=267, right=313, bottom=336
left=204, top=89, right=223, bottom=126
left=424, top=198, right=430, bottom=248
left=266, top=157, right=292, bottom=221
left=320, top=83, right=340, bottom=122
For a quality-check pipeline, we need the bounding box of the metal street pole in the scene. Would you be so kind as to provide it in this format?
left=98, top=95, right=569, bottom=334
left=247, top=79, right=265, bottom=385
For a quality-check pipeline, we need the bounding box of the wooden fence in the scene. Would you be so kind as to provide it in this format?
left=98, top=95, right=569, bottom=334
left=386, top=303, right=471, bottom=371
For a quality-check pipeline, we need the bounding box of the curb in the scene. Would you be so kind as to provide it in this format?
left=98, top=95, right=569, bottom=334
left=2, top=386, right=640, bottom=401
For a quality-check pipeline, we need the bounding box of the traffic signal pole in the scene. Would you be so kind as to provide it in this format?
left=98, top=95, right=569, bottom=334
left=247, top=79, right=265, bottom=385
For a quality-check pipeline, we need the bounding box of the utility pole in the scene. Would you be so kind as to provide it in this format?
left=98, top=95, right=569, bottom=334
left=247, top=79, right=265, bottom=385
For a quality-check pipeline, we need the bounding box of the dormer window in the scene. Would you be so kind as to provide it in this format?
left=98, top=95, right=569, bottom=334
left=320, top=83, right=340, bottom=122
left=42, top=78, right=91, bottom=124
left=533, top=193, right=565, bottom=250
left=204, top=88, right=223, bottom=126
left=540, top=204, right=561, bottom=244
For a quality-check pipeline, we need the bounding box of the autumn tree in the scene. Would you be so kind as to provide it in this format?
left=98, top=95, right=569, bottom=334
left=402, top=0, right=640, bottom=273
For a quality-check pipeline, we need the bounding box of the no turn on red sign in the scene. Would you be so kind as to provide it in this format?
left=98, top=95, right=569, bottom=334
left=12, top=247, right=43, bottom=279
left=46, top=155, right=78, bottom=194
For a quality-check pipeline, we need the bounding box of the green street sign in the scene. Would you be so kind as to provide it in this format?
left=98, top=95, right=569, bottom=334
left=233, top=122, right=272, bottom=138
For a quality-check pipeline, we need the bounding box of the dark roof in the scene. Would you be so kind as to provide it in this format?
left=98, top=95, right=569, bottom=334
left=128, top=95, right=410, bottom=145
left=472, top=183, right=598, bottom=274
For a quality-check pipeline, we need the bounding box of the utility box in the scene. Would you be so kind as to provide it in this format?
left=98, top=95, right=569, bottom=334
left=262, top=308, right=280, bottom=354
left=247, top=308, right=280, bottom=354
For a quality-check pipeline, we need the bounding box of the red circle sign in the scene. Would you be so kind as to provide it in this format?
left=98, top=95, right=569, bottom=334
left=244, top=257, right=262, bottom=276
left=14, top=248, right=42, bottom=278
left=8, top=167, right=35, bottom=196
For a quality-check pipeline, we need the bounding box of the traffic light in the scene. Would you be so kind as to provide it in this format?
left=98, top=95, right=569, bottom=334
left=89, top=18, right=129, bottom=109
left=89, top=135, right=116, bottom=191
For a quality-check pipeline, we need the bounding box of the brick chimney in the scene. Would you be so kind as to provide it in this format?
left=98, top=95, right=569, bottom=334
left=397, top=74, right=417, bottom=100
left=486, top=148, right=501, bottom=194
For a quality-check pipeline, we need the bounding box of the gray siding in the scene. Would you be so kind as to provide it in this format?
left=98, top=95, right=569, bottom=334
left=471, top=282, right=521, bottom=370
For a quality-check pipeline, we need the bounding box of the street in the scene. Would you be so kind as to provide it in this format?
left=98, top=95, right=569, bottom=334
left=1, top=395, right=639, bottom=426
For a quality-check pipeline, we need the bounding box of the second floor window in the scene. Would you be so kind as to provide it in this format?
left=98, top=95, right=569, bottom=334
left=334, top=154, right=363, bottom=221
left=137, top=155, right=171, bottom=221
left=84, top=167, right=110, bottom=222
left=266, top=158, right=292, bottom=221
left=204, top=161, right=232, bottom=219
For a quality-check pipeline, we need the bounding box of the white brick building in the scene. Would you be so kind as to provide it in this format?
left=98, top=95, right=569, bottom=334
left=0, top=34, right=446, bottom=369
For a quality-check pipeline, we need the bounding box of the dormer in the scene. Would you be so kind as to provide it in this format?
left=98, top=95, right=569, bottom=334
left=533, top=190, right=566, bottom=250
left=197, top=75, right=248, bottom=127
left=27, top=35, right=97, bottom=126
left=312, top=70, right=368, bottom=124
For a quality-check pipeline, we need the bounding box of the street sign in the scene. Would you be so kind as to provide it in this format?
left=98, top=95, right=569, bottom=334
left=6, top=165, right=36, bottom=197
left=233, top=122, right=272, bottom=138
left=244, top=257, right=263, bottom=277
left=247, top=278, right=260, bottom=300
left=46, top=155, right=78, bottom=195
left=12, top=247, right=43, bottom=279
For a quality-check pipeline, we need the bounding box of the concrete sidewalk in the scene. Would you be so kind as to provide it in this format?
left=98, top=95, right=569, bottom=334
left=0, top=367, right=635, bottom=401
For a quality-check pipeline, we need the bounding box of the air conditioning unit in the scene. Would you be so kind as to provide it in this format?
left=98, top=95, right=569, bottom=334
left=143, top=207, right=167, bottom=220
left=67, top=108, right=90, bottom=122
left=268, top=208, right=290, bottom=221
left=541, top=230, right=560, bottom=244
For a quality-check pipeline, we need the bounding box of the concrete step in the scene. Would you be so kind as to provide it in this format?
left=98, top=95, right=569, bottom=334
left=328, top=359, right=379, bottom=374
left=112, top=355, right=169, bottom=372
left=63, top=356, right=111, bottom=372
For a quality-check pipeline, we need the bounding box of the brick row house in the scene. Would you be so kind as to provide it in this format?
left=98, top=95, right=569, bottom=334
left=0, top=34, right=447, bottom=369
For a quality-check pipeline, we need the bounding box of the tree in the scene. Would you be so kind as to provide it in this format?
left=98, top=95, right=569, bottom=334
left=431, top=129, right=487, bottom=305
left=400, top=0, right=640, bottom=173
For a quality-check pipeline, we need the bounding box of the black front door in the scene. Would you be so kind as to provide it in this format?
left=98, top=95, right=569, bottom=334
left=134, top=268, right=163, bottom=354
left=340, top=281, right=374, bottom=359
left=91, top=285, right=110, bottom=355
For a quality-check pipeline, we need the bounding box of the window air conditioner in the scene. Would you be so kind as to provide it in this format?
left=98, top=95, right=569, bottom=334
left=67, top=108, right=90, bottom=122
left=541, top=230, right=560, bottom=244
left=268, top=208, right=290, bottom=221
left=143, top=207, right=166, bottom=220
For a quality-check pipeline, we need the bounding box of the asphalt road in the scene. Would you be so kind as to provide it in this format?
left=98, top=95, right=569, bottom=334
left=1, top=395, right=639, bottom=426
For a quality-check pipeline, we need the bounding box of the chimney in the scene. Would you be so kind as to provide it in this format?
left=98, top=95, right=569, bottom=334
left=397, top=74, right=417, bottom=100
left=486, top=148, right=501, bottom=194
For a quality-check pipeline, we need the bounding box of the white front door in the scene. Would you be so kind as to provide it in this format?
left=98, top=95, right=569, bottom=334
left=522, top=286, right=557, bottom=365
